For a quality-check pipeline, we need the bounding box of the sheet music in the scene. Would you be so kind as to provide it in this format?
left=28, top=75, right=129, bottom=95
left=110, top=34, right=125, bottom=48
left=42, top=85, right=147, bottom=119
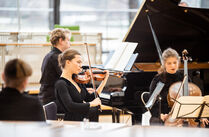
left=201, top=95, right=209, bottom=117
left=104, top=42, right=138, bottom=71
left=171, top=96, right=206, bottom=119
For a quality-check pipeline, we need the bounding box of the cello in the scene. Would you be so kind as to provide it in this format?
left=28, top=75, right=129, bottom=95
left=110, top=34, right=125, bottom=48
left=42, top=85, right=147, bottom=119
left=165, top=50, right=203, bottom=127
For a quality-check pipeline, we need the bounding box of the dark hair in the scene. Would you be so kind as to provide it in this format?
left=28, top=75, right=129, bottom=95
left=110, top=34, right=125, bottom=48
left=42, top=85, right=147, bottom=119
left=4, top=59, right=32, bottom=87
left=58, top=49, right=81, bottom=69
left=50, top=28, right=71, bottom=46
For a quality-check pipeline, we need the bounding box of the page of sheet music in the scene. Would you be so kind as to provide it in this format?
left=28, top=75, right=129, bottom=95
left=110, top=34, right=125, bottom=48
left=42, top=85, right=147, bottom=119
left=202, top=95, right=209, bottom=117
left=104, top=42, right=138, bottom=71
left=172, top=96, right=204, bottom=119
left=105, top=42, right=126, bottom=70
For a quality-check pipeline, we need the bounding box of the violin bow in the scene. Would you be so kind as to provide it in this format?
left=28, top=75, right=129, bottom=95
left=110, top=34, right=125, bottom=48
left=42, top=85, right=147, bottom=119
left=84, top=43, right=97, bottom=98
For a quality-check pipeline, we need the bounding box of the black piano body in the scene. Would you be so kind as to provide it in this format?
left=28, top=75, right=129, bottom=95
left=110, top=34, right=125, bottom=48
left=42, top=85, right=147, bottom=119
left=100, top=72, right=157, bottom=124
left=100, top=0, right=209, bottom=125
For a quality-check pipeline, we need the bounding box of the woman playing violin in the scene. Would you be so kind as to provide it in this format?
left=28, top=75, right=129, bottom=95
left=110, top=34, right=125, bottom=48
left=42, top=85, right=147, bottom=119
left=55, top=49, right=109, bottom=121
left=149, top=48, right=208, bottom=126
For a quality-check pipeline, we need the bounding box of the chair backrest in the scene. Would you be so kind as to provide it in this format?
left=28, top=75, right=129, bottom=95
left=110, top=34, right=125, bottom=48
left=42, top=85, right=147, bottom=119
left=43, top=102, right=57, bottom=120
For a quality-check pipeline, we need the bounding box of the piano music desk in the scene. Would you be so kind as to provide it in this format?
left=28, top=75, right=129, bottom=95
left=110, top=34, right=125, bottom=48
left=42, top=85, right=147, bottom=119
left=134, top=63, right=209, bottom=72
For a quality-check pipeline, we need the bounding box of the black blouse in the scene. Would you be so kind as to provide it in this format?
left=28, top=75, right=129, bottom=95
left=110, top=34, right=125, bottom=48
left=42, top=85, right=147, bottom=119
left=55, top=77, right=95, bottom=121
left=149, top=71, right=184, bottom=118
left=0, top=87, right=45, bottom=121
left=39, top=47, right=62, bottom=104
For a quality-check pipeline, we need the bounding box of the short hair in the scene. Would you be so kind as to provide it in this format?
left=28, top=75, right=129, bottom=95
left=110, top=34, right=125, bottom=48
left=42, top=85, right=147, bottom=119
left=58, top=49, right=81, bottom=69
left=158, top=48, right=180, bottom=73
left=4, top=59, right=32, bottom=87
left=49, top=28, right=71, bottom=46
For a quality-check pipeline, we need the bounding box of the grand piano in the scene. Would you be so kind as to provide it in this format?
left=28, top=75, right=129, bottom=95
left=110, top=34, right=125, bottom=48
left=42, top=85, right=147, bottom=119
left=100, top=0, right=209, bottom=124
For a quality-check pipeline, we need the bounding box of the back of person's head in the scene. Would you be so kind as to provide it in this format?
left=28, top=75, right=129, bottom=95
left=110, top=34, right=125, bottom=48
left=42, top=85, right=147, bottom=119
left=158, top=48, right=180, bottom=73
left=58, top=49, right=81, bottom=69
left=3, top=59, right=32, bottom=89
left=50, top=28, right=71, bottom=46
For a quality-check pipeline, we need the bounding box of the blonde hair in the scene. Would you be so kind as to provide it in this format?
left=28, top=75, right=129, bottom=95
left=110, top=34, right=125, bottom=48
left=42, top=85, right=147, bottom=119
left=4, top=59, right=32, bottom=88
left=158, top=48, right=180, bottom=73
left=58, top=49, right=81, bottom=69
left=50, top=28, right=71, bottom=46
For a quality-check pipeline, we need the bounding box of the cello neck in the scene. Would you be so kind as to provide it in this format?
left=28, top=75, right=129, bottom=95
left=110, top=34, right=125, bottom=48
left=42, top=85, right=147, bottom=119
left=182, top=49, right=189, bottom=96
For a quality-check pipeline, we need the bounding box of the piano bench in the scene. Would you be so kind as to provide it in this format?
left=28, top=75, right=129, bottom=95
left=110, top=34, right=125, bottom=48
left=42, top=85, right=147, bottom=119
left=101, top=105, right=112, bottom=110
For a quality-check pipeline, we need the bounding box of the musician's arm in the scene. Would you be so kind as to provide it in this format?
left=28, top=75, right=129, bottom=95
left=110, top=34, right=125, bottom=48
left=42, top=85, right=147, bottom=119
left=96, top=70, right=109, bottom=95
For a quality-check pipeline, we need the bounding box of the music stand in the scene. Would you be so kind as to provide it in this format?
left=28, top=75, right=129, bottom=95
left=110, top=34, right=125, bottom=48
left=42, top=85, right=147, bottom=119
left=145, top=81, right=165, bottom=110
left=171, top=96, right=209, bottom=126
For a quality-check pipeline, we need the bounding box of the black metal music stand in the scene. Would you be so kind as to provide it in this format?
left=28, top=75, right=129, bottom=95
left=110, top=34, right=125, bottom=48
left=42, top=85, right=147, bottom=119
left=172, top=96, right=209, bottom=127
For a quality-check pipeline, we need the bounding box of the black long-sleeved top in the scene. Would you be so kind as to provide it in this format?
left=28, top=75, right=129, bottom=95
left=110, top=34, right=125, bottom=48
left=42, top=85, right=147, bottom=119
left=0, top=87, right=45, bottom=121
left=39, top=47, right=62, bottom=104
left=149, top=71, right=184, bottom=120
left=55, top=77, right=96, bottom=121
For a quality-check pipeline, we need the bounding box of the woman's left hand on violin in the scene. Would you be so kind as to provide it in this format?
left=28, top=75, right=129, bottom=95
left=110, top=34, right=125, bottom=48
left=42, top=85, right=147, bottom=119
left=103, top=70, right=109, bottom=80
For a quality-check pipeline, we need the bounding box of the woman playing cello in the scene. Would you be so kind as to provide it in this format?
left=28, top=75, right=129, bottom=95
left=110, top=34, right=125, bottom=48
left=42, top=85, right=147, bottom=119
left=149, top=48, right=208, bottom=127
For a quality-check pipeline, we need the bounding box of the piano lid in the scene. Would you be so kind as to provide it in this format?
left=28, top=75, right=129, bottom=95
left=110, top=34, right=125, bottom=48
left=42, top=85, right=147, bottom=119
left=123, top=0, right=209, bottom=63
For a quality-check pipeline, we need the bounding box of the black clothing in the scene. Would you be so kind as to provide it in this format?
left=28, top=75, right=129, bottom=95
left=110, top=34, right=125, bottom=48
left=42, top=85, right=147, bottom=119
left=149, top=71, right=184, bottom=123
left=55, top=77, right=98, bottom=121
left=39, top=47, right=62, bottom=105
left=0, top=87, right=45, bottom=121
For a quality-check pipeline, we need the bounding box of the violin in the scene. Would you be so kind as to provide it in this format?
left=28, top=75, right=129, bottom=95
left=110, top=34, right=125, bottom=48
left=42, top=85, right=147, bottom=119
left=74, top=68, right=107, bottom=84
left=75, top=67, right=123, bottom=84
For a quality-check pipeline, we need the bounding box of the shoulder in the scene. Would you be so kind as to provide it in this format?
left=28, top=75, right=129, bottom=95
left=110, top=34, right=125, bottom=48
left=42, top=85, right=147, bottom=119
left=55, top=78, right=67, bottom=86
left=22, top=94, right=41, bottom=102
left=20, top=94, right=43, bottom=108
left=176, top=71, right=183, bottom=76
left=151, top=72, right=167, bottom=84
left=150, top=73, right=161, bottom=86
left=152, top=73, right=162, bottom=81
left=176, top=70, right=184, bottom=80
left=22, top=95, right=44, bottom=119
left=42, top=52, right=55, bottom=66
left=51, top=52, right=60, bottom=60
left=45, top=50, right=60, bottom=61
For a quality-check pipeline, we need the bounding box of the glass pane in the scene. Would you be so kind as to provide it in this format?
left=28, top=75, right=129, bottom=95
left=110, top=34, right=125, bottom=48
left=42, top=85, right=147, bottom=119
left=61, top=0, right=128, bottom=10
left=0, top=0, right=18, bottom=31
left=20, top=11, right=50, bottom=32
left=19, top=0, right=51, bottom=32
left=0, top=0, right=17, bottom=8
left=19, top=0, right=49, bottom=8
left=60, top=0, right=133, bottom=52
left=0, top=11, right=18, bottom=31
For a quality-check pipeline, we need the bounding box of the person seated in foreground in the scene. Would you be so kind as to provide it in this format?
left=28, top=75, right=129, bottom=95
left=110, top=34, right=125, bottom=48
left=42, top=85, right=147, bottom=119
left=0, top=59, right=45, bottom=121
